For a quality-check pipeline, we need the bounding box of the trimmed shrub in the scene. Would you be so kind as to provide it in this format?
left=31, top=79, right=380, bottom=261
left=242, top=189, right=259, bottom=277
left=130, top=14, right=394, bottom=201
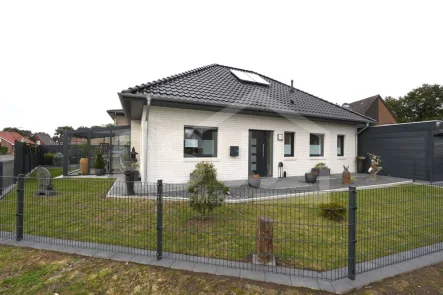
left=94, top=152, right=106, bottom=169
left=0, top=146, right=7, bottom=155
left=319, top=201, right=347, bottom=222
left=43, top=153, right=55, bottom=165
left=188, top=162, right=228, bottom=217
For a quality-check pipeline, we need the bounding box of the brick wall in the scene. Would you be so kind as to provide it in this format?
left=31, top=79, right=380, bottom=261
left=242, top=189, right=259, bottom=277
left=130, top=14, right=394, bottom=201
left=377, top=99, right=397, bottom=125
left=143, top=106, right=358, bottom=183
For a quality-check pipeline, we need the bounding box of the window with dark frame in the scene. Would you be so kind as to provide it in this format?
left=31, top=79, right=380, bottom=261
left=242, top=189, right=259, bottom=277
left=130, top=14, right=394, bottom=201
left=284, top=132, right=294, bottom=157
left=309, top=133, right=324, bottom=157
left=184, top=126, right=218, bottom=157
left=337, top=135, right=344, bottom=156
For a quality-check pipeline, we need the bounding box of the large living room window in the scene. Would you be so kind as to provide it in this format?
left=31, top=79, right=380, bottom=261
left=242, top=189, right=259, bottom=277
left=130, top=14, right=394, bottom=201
left=337, top=135, right=344, bottom=156
left=310, top=133, right=324, bottom=157
left=284, top=132, right=294, bottom=157
left=184, top=126, right=218, bottom=157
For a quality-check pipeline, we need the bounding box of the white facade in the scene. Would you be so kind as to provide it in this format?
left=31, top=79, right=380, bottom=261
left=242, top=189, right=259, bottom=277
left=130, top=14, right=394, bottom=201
left=131, top=106, right=359, bottom=183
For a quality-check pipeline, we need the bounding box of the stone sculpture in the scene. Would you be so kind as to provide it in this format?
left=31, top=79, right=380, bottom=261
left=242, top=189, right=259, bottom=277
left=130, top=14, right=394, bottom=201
left=36, top=166, right=57, bottom=196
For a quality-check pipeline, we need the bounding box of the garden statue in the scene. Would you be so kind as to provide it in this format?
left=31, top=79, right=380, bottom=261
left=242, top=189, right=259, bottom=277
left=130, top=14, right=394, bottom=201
left=36, top=166, right=57, bottom=196
left=368, top=153, right=383, bottom=181
left=342, top=165, right=351, bottom=185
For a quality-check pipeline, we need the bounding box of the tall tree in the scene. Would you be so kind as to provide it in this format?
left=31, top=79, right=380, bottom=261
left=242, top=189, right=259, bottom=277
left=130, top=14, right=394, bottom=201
left=53, top=126, right=74, bottom=143
left=385, top=84, right=443, bottom=123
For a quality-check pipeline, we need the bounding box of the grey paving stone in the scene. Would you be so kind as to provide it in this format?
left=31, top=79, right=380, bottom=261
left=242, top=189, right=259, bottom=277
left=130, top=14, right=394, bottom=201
left=93, top=251, right=117, bottom=259
left=391, top=261, right=418, bottom=274
left=130, top=255, right=155, bottom=265
left=40, top=244, right=64, bottom=252
left=239, top=270, right=265, bottom=281
left=420, top=252, right=443, bottom=264
left=1, top=239, right=21, bottom=246
left=14, top=240, right=36, bottom=248
left=75, top=248, right=99, bottom=257
left=290, top=276, right=320, bottom=290
left=407, top=257, right=432, bottom=268
left=346, top=275, right=372, bottom=289
left=192, top=263, right=218, bottom=275
left=111, top=253, right=135, bottom=262
left=149, top=258, right=174, bottom=268
left=264, top=273, right=292, bottom=286
left=331, top=279, right=355, bottom=294
left=360, top=269, right=389, bottom=283
left=31, top=242, right=51, bottom=250
left=170, top=260, right=196, bottom=271
left=316, top=279, right=336, bottom=293
left=216, top=266, right=240, bottom=278
left=59, top=246, right=81, bottom=254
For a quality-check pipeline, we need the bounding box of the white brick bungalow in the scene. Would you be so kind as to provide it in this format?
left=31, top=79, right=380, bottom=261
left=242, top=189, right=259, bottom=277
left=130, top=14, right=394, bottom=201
left=117, top=64, right=374, bottom=183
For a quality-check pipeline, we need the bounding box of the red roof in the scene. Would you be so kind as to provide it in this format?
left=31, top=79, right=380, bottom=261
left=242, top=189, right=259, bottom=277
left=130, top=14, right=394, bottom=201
left=0, top=131, right=35, bottom=145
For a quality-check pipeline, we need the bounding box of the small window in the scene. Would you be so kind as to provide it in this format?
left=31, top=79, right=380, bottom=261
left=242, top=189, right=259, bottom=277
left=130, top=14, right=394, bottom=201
left=309, top=133, right=324, bottom=157
left=284, top=132, right=294, bottom=157
left=184, top=126, right=218, bottom=157
left=337, top=135, right=344, bottom=156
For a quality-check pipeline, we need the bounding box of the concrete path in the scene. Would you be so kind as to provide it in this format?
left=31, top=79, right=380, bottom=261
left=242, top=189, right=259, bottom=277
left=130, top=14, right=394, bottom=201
left=1, top=234, right=442, bottom=294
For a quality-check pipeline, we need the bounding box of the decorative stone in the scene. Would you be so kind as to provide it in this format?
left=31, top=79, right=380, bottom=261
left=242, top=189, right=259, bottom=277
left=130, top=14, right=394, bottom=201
left=254, top=216, right=275, bottom=265
left=342, top=165, right=351, bottom=185
left=53, top=152, right=63, bottom=167
left=36, top=166, right=57, bottom=196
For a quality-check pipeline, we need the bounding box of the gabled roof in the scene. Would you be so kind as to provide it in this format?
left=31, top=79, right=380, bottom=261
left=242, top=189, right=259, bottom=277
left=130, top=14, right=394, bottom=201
left=34, top=132, right=55, bottom=145
left=0, top=132, right=35, bottom=145
left=348, top=95, right=380, bottom=115
left=121, top=64, right=374, bottom=123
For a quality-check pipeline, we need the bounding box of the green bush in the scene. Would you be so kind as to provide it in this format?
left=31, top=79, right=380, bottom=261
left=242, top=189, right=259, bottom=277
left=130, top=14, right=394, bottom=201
left=188, top=162, right=228, bottom=217
left=319, top=201, right=347, bottom=222
left=0, top=146, right=7, bottom=154
left=43, top=153, right=55, bottom=165
left=94, top=152, right=106, bottom=169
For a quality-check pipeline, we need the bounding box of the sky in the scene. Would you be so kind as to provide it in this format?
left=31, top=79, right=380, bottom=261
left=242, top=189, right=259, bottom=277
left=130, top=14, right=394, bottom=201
left=0, top=0, right=442, bottom=135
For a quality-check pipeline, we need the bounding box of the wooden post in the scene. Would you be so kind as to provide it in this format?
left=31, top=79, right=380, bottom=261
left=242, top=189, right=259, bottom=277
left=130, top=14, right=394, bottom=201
left=256, top=216, right=274, bottom=264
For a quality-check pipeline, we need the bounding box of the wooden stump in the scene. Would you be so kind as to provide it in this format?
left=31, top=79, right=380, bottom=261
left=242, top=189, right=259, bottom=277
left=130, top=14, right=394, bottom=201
left=256, top=216, right=274, bottom=264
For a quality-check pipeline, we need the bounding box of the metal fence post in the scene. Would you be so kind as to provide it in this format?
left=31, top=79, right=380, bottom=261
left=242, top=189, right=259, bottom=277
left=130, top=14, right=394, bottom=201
left=413, top=159, right=416, bottom=182
left=16, top=174, right=25, bottom=241
left=156, top=179, right=163, bottom=260
left=348, top=186, right=357, bottom=280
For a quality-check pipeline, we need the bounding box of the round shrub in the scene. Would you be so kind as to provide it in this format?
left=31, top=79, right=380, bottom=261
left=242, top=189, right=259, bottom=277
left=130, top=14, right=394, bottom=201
left=188, top=162, right=228, bottom=217
left=94, top=152, right=106, bottom=169
left=319, top=201, right=347, bottom=222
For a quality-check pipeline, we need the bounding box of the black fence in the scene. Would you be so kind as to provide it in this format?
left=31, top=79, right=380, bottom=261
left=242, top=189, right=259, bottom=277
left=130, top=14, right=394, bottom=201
left=13, top=142, right=64, bottom=176
left=0, top=176, right=442, bottom=281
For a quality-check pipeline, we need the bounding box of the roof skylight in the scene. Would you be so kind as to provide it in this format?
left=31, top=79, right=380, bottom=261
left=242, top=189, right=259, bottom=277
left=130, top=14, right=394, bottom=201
left=230, top=69, right=270, bottom=86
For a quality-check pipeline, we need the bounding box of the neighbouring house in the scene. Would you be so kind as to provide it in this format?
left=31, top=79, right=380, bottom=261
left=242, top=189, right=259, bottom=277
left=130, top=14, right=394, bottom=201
left=117, top=64, right=375, bottom=183
left=343, top=95, right=397, bottom=125
left=34, top=132, right=56, bottom=145
left=358, top=120, right=443, bottom=182
left=0, top=131, right=35, bottom=154
left=107, top=109, right=129, bottom=126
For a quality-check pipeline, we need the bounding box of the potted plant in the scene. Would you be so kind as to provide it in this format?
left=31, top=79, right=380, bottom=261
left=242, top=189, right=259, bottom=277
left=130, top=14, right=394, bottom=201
left=312, top=162, right=330, bottom=176
left=305, top=169, right=318, bottom=183
left=248, top=173, right=261, bottom=188
left=94, top=152, right=106, bottom=176
left=78, top=143, right=89, bottom=175
left=356, top=156, right=366, bottom=173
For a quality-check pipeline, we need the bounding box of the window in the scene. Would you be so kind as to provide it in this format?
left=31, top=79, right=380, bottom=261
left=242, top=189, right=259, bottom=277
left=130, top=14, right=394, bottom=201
left=184, top=126, right=218, bottom=157
left=284, top=132, right=294, bottom=157
left=309, top=133, right=324, bottom=157
left=337, top=135, right=344, bottom=156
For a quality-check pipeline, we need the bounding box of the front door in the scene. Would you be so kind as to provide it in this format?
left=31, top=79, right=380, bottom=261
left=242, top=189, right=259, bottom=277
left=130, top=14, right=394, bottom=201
left=250, top=130, right=267, bottom=177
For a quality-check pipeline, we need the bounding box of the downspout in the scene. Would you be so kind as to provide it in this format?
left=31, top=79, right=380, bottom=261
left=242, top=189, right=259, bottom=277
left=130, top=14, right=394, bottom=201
left=355, top=122, right=370, bottom=157
left=142, top=96, right=151, bottom=183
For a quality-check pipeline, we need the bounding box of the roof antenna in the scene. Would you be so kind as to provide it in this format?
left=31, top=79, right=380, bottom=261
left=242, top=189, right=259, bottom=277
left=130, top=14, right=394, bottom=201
left=290, top=80, right=294, bottom=93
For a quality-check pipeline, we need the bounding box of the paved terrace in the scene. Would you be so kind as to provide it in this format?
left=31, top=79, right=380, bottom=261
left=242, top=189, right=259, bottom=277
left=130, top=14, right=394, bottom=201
left=106, top=173, right=412, bottom=199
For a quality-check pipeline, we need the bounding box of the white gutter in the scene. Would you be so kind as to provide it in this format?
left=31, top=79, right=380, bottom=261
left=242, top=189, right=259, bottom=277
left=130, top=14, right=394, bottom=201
left=355, top=122, right=370, bottom=157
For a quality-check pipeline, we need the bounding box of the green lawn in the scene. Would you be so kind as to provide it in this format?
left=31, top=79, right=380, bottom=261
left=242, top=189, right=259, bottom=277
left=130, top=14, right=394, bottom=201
left=1, top=173, right=442, bottom=272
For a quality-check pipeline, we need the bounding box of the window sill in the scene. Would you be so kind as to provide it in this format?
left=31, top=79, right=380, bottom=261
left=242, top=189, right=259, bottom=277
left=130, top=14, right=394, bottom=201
left=337, top=157, right=347, bottom=160
left=309, top=157, right=326, bottom=160
left=183, top=158, right=219, bottom=162
left=283, top=158, right=297, bottom=161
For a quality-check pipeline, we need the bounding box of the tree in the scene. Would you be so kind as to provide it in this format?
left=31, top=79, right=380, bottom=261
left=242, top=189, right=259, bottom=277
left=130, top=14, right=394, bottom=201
left=53, top=126, right=74, bottom=144
left=385, top=84, right=443, bottom=123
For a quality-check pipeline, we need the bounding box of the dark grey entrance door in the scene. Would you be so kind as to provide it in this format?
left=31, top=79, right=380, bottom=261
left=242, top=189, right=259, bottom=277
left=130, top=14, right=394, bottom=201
left=250, top=130, right=267, bottom=177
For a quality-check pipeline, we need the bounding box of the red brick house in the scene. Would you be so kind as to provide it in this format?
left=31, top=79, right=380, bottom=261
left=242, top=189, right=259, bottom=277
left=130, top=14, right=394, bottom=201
left=0, top=132, right=35, bottom=154
left=344, top=95, right=397, bottom=125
